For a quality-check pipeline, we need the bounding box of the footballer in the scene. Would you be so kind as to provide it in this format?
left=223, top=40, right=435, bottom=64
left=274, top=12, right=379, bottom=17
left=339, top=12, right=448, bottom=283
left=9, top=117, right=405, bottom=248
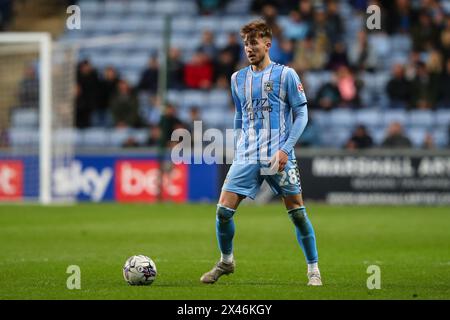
left=200, top=20, right=322, bottom=286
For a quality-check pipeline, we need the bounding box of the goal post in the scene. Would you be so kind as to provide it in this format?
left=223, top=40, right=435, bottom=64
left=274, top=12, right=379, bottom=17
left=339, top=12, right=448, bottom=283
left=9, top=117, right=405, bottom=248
left=0, top=32, right=76, bottom=204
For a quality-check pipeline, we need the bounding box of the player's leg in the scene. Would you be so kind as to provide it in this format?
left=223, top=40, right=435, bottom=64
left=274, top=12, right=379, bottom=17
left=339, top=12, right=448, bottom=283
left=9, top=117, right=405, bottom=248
left=201, top=163, right=261, bottom=284
left=283, top=193, right=322, bottom=286
left=216, top=190, right=246, bottom=264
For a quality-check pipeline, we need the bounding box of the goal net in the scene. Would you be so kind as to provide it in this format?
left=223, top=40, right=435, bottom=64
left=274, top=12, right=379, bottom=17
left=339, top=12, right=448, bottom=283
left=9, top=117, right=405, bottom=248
left=0, top=33, right=77, bottom=204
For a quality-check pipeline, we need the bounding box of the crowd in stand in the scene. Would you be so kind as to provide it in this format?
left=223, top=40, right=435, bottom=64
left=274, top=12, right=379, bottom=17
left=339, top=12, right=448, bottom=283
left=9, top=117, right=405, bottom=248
left=12, top=0, right=450, bottom=149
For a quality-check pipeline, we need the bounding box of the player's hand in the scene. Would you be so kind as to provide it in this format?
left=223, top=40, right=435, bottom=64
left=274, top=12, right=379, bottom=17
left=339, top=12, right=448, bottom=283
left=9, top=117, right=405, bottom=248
left=271, top=150, right=288, bottom=172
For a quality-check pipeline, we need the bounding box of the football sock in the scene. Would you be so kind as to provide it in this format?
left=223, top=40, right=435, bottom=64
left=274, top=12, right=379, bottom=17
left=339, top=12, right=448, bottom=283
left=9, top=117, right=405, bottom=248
left=287, top=206, right=318, bottom=264
left=221, top=253, right=234, bottom=264
left=216, top=204, right=236, bottom=257
left=308, top=262, right=319, bottom=274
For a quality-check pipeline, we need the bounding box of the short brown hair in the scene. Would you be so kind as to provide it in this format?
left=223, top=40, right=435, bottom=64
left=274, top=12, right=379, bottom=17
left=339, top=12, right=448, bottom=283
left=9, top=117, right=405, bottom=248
left=240, top=20, right=272, bottom=40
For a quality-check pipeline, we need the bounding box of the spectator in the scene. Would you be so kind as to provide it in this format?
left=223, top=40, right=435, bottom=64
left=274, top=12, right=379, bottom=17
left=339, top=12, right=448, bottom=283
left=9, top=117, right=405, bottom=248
left=293, top=35, right=327, bottom=71
left=139, top=94, right=162, bottom=127
left=410, top=61, right=440, bottom=109
left=326, top=41, right=349, bottom=71
left=18, top=65, right=39, bottom=109
left=345, top=125, right=374, bottom=149
left=348, top=30, right=378, bottom=72
left=0, top=0, right=12, bottom=30
left=214, top=49, right=235, bottom=85
left=76, top=60, right=100, bottom=127
left=137, top=56, right=159, bottom=94
left=111, top=80, right=143, bottom=128
left=93, top=66, right=119, bottom=127
left=422, top=132, right=435, bottom=149
left=438, top=57, right=450, bottom=107
left=386, top=0, right=418, bottom=34
left=184, top=51, right=214, bottom=89
left=314, top=79, right=341, bottom=111
left=167, top=48, right=185, bottom=89
left=146, top=125, right=162, bottom=147
left=196, top=0, right=228, bottom=15
left=325, top=0, right=344, bottom=42
left=335, top=65, right=361, bottom=107
left=411, top=10, right=439, bottom=51
left=298, top=0, right=314, bottom=23
left=158, top=103, right=185, bottom=148
left=222, top=33, right=242, bottom=67
left=386, top=63, right=411, bottom=108
left=197, top=30, right=218, bottom=61
left=381, top=122, right=412, bottom=148
left=186, top=106, right=202, bottom=133
left=440, top=17, right=450, bottom=62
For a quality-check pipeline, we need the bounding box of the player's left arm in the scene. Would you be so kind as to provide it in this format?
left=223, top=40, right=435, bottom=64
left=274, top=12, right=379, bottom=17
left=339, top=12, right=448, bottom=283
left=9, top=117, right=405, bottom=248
left=273, top=69, right=308, bottom=171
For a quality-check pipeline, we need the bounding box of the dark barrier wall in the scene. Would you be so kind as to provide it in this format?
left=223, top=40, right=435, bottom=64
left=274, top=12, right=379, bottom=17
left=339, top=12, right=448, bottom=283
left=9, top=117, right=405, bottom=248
left=296, top=149, right=450, bottom=205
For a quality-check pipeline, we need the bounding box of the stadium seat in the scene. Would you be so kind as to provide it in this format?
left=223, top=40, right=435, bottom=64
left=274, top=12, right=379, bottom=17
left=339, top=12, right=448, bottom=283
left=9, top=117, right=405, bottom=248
left=8, top=128, right=39, bottom=147
left=208, top=89, right=230, bottom=110
left=10, top=108, right=39, bottom=128
left=109, top=128, right=132, bottom=147
left=383, top=109, right=407, bottom=126
left=195, top=17, right=220, bottom=32
left=82, top=128, right=110, bottom=147
left=355, top=109, right=383, bottom=128
left=78, top=0, right=104, bottom=15
left=329, top=109, right=357, bottom=128
left=311, top=111, right=331, bottom=128
left=407, top=110, right=435, bottom=128
left=406, top=127, right=427, bottom=147
left=432, top=128, right=449, bottom=147
left=53, top=129, right=78, bottom=146
left=182, top=91, right=208, bottom=109
left=128, top=0, right=152, bottom=14
left=434, top=109, right=450, bottom=127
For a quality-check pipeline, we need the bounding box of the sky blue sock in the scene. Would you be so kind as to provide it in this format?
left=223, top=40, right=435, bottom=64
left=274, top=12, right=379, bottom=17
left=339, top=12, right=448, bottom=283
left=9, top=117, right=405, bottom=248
left=288, top=207, right=318, bottom=264
left=216, top=205, right=236, bottom=255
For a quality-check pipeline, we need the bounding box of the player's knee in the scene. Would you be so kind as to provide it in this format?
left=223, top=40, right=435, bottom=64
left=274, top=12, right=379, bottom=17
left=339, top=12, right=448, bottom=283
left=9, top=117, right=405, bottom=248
left=216, top=205, right=235, bottom=223
left=288, top=207, right=308, bottom=226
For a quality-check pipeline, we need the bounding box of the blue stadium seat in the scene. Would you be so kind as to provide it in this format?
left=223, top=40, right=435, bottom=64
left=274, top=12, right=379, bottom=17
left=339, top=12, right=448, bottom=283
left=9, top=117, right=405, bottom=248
left=195, top=17, right=220, bottom=32
left=171, top=17, right=196, bottom=33
left=407, top=110, right=435, bottom=128
left=103, top=1, right=127, bottom=16
left=130, top=129, right=150, bottom=145
left=329, top=109, right=357, bottom=128
left=311, top=111, right=331, bottom=128
left=355, top=109, right=383, bottom=128
left=9, top=129, right=39, bottom=147
left=432, top=128, right=449, bottom=147
left=435, top=109, right=450, bottom=127
left=109, top=128, right=132, bottom=147
left=208, top=89, right=230, bottom=110
left=78, top=0, right=104, bottom=15
left=406, top=127, right=427, bottom=147
left=383, top=109, right=407, bottom=126
left=128, top=0, right=152, bottom=14
left=182, top=90, right=208, bottom=109
left=167, top=90, right=183, bottom=106
left=53, top=129, right=78, bottom=146
left=320, top=129, right=351, bottom=148
left=82, top=128, right=109, bottom=147
left=10, top=108, right=39, bottom=128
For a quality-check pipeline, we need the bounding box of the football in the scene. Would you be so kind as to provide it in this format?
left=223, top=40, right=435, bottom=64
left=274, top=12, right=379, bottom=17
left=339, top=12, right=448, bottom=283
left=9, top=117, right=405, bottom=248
left=123, top=255, right=157, bottom=286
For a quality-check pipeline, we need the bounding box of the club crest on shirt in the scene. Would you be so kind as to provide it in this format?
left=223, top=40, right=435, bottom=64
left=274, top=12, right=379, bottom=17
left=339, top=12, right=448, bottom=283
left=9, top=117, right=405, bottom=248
left=264, top=81, right=273, bottom=92
left=297, top=83, right=304, bottom=92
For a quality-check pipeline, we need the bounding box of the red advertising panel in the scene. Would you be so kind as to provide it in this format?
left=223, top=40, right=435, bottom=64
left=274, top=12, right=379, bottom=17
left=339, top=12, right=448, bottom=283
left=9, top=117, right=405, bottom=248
left=115, top=160, right=187, bottom=202
left=0, top=161, right=23, bottom=200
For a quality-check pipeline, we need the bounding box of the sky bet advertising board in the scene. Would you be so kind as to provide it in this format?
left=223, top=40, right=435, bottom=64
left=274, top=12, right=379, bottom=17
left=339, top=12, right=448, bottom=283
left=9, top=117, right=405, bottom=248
left=0, top=155, right=218, bottom=202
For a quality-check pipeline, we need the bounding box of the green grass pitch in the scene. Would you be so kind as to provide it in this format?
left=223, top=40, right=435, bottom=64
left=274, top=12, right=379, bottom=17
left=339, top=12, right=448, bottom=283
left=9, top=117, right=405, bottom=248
left=0, top=203, right=449, bottom=300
